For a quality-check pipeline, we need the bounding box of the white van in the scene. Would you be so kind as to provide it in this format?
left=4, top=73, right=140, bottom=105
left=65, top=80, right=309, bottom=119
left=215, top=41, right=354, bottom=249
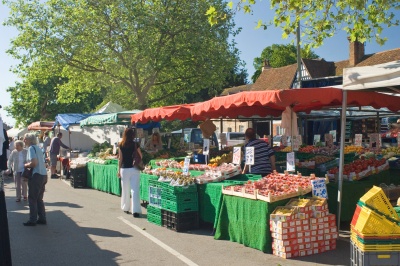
left=220, top=132, right=246, bottom=147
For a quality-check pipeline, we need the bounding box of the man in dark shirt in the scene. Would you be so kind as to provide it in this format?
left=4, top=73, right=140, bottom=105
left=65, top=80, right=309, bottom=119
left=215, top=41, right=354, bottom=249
left=242, top=128, right=276, bottom=177
left=49, top=132, right=69, bottom=178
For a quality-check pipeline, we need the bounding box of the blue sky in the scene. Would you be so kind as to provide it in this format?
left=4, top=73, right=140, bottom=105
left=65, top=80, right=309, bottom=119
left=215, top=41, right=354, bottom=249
left=1, top=3, right=399, bottom=127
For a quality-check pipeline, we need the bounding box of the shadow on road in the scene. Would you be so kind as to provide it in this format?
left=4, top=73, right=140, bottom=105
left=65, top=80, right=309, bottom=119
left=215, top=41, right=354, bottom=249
left=45, top=201, right=83, bottom=208
left=82, top=227, right=131, bottom=238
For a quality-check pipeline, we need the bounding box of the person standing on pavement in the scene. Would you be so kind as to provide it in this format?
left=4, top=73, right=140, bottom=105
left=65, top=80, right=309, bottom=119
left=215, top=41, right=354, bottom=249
left=241, top=128, right=276, bottom=177
left=6, top=140, right=28, bottom=202
left=42, top=131, right=51, bottom=160
left=117, top=128, right=142, bottom=218
left=23, top=133, right=48, bottom=226
left=49, top=132, right=69, bottom=179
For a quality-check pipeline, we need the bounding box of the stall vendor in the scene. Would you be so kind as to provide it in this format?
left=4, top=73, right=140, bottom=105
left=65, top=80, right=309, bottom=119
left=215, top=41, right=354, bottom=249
left=242, top=128, right=276, bottom=177
left=144, top=132, right=163, bottom=152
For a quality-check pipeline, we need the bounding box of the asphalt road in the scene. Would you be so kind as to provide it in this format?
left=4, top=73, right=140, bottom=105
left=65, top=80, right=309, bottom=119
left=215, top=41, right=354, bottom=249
left=3, top=175, right=351, bottom=266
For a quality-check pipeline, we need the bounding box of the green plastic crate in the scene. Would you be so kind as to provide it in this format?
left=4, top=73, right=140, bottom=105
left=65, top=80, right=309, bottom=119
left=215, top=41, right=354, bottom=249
left=147, top=205, right=162, bottom=216
left=147, top=212, right=163, bottom=226
left=161, top=192, right=198, bottom=203
left=161, top=198, right=199, bottom=213
left=160, top=182, right=197, bottom=194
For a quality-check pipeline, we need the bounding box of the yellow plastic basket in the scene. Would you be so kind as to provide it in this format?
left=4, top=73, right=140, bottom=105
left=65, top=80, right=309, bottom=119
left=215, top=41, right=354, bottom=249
left=359, top=186, right=400, bottom=221
left=354, top=206, right=400, bottom=235
left=351, top=226, right=400, bottom=239
left=351, top=235, right=400, bottom=252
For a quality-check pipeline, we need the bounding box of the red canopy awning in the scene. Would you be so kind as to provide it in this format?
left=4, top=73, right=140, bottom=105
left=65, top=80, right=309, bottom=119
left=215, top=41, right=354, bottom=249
left=131, top=104, right=195, bottom=124
left=190, top=88, right=400, bottom=119
left=27, top=121, right=55, bottom=131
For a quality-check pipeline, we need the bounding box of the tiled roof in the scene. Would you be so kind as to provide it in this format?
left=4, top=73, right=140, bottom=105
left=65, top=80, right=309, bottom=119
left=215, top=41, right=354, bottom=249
left=334, top=48, right=400, bottom=76
left=302, top=58, right=335, bottom=78
left=221, top=84, right=253, bottom=96
left=251, top=64, right=297, bottom=91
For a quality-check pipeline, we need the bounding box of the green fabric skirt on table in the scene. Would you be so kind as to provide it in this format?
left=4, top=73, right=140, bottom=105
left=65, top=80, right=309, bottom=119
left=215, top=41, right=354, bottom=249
left=214, top=195, right=289, bottom=254
left=86, top=162, right=121, bottom=196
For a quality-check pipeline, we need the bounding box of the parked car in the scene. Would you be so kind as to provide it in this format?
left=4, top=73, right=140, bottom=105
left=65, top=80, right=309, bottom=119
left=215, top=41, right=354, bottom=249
left=170, top=128, right=219, bottom=147
left=219, top=132, right=246, bottom=147
left=273, top=135, right=291, bottom=146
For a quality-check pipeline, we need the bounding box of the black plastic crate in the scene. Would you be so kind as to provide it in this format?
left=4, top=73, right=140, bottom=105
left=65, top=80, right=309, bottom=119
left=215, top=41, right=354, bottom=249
left=161, top=209, right=199, bottom=232
left=70, top=176, right=87, bottom=188
left=70, top=167, right=87, bottom=177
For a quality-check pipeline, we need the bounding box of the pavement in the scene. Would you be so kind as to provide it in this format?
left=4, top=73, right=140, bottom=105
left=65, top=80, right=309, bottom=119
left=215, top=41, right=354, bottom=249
left=3, top=173, right=351, bottom=266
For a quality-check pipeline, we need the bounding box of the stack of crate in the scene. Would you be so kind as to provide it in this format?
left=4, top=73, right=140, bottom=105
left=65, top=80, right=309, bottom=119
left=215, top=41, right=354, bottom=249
left=69, top=166, right=87, bottom=188
left=147, top=179, right=199, bottom=232
left=270, top=198, right=338, bottom=259
left=350, top=186, right=400, bottom=266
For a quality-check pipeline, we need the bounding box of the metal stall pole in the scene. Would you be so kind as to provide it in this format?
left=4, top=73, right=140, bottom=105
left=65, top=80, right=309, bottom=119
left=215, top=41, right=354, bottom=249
left=337, top=90, right=348, bottom=231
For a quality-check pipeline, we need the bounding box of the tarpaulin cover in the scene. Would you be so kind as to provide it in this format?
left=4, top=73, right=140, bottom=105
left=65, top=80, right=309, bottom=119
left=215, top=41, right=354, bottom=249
left=80, top=111, right=142, bottom=127
left=131, top=104, right=195, bottom=123
left=27, top=121, right=55, bottom=131
left=190, top=88, right=400, bottom=119
left=54, top=114, right=98, bottom=130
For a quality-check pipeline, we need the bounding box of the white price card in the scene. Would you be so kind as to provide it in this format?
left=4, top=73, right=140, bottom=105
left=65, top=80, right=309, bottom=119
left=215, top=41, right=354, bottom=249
left=354, top=134, right=363, bottom=147
left=286, top=152, right=295, bottom=172
left=292, top=135, right=301, bottom=151
left=203, top=139, right=210, bottom=155
left=329, top=130, right=337, bottom=142
left=245, top=147, right=255, bottom=165
left=188, top=142, right=194, bottom=151
left=281, top=135, right=288, bottom=146
left=311, top=178, right=328, bottom=199
left=219, top=133, right=227, bottom=146
left=325, top=134, right=333, bottom=147
left=369, top=133, right=381, bottom=149
left=313, top=135, right=321, bottom=146
left=232, top=146, right=241, bottom=165
left=183, top=157, right=191, bottom=175
left=136, top=128, right=144, bottom=138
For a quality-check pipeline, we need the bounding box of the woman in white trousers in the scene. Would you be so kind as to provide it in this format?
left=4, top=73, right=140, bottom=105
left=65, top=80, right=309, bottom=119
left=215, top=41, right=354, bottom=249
left=118, top=128, right=142, bottom=218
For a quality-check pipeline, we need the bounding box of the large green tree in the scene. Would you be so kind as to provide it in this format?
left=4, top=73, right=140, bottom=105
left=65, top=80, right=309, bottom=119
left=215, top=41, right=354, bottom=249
left=207, top=0, right=400, bottom=48
left=6, top=74, right=104, bottom=126
left=4, top=0, right=239, bottom=110
left=251, top=44, right=319, bottom=82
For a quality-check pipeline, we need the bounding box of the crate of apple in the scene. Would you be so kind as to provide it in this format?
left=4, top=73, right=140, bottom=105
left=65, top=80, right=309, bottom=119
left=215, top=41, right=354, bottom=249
left=328, top=158, right=387, bottom=178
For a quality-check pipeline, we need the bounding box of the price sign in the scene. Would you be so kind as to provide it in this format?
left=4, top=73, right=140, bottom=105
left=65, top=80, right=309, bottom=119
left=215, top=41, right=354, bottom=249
left=355, top=134, right=363, bottom=147
left=281, top=135, right=288, bottom=146
left=219, top=133, right=227, bottom=146
left=329, top=130, right=337, bottom=143
left=292, top=135, right=300, bottom=151
left=188, top=142, right=194, bottom=151
left=286, top=152, right=295, bottom=172
left=232, top=146, right=241, bottom=165
left=325, top=134, right=333, bottom=148
left=245, top=147, right=255, bottom=165
left=311, top=178, right=328, bottom=198
left=136, top=128, right=144, bottom=138
left=313, top=135, right=321, bottom=146
left=183, top=157, right=191, bottom=175
left=369, top=133, right=381, bottom=149
left=203, top=139, right=210, bottom=155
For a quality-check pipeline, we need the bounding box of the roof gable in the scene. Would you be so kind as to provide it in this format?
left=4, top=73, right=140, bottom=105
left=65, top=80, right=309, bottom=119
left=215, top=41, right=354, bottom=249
left=252, top=64, right=297, bottom=90
left=302, top=58, right=335, bottom=78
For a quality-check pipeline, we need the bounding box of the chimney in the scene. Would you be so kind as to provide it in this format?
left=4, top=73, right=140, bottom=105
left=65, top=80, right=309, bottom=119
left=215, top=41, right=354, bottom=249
left=262, top=59, right=272, bottom=71
left=348, top=38, right=365, bottom=67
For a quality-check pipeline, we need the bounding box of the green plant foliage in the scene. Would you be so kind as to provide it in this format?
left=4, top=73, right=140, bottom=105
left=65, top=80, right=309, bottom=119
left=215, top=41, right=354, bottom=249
left=4, top=0, right=240, bottom=110
left=251, top=44, right=319, bottom=82
left=208, top=0, right=400, bottom=48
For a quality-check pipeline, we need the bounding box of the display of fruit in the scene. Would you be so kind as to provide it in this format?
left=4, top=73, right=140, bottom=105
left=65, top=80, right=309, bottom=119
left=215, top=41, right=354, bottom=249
left=209, top=151, right=233, bottom=166
left=381, top=147, right=400, bottom=156
left=298, top=145, right=316, bottom=153
left=328, top=157, right=387, bottom=176
left=343, top=145, right=363, bottom=154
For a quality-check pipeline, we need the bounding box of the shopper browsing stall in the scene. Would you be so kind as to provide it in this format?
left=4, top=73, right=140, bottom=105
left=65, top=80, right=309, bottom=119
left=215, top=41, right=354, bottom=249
left=6, top=140, right=28, bottom=202
left=117, top=128, right=142, bottom=218
left=49, top=132, right=69, bottom=179
left=144, top=132, right=163, bottom=152
left=242, top=128, right=276, bottom=177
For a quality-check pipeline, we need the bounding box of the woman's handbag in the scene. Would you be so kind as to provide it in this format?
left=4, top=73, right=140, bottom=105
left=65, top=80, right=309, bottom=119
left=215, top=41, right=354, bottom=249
left=22, top=167, right=33, bottom=179
left=133, top=143, right=145, bottom=171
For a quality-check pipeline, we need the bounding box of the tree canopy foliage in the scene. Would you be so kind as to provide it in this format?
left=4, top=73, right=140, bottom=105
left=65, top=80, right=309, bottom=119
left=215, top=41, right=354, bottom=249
left=207, top=0, right=400, bottom=49
left=4, top=0, right=240, bottom=110
left=251, top=44, right=319, bottom=82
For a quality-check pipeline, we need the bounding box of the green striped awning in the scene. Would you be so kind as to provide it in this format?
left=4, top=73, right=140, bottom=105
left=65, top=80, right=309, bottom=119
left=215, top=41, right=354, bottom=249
left=80, top=111, right=142, bottom=127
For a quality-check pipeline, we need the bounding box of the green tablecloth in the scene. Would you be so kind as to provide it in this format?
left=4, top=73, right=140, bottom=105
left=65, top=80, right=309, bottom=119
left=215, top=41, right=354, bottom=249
left=327, top=170, right=391, bottom=222
left=214, top=195, right=290, bottom=253
left=86, top=162, right=121, bottom=196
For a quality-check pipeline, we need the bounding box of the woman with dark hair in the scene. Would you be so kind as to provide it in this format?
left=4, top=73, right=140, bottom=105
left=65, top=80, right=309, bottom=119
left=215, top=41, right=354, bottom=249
left=118, top=128, right=142, bottom=218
